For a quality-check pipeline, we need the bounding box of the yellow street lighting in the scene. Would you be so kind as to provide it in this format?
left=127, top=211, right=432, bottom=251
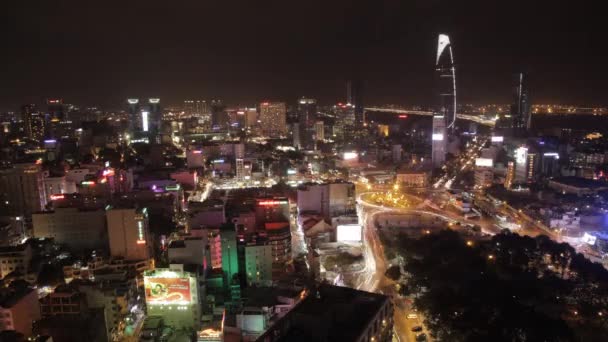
left=466, top=241, right=473, bottom=247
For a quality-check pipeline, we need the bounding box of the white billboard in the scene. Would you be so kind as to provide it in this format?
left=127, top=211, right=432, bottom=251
left=337, top=224, right=362, bottom=242
left=142, top=111, right=149, bottom=132
left=491, top=136, right=504, bottom=143
left=432, top=133, right=444, bottom=141
left=475, top=158, right=493, bottom=167
left=343, top=152, right=358, bottom=160
left=582, top=232, right=597, bottom=245
left=515, top=146, right=528, bottom=164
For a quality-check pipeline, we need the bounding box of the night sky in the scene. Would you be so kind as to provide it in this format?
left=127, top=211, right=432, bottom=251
left=1, top=0, right=606, bottom=109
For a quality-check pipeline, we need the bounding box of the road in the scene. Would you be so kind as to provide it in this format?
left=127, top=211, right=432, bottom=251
left=357, top=195, right=434, bottom=342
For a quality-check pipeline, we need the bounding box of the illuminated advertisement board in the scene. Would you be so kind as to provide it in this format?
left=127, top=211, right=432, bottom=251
left=144, top=277, right=191, bottom=305
left=581, top=232, right=597, bottom=246
left=515, top=147, right=528, bottom=164
left=142, top=111, right=149, bottom=132
left=432, top=133, right=444, bottom=141
left=337, top=224, right=362, bottom=242
left=475, top=158, right=493, bottom=167
left=343, top=152, right=358, bottom=160
left=491, top=136, right=504, bottom=142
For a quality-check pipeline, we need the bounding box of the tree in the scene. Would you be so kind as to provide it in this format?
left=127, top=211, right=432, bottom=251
left=385, top=265, right=401, bottom=281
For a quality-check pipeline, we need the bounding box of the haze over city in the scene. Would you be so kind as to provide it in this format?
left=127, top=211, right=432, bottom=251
left=2, top=2, right=608, bottom=342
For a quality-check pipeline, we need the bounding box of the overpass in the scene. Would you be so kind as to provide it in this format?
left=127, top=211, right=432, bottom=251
left=364, top=107, right=496, bottom=127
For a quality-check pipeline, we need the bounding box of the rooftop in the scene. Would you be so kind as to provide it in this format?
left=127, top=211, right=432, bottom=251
left=260, top=284, right=390, bottom=342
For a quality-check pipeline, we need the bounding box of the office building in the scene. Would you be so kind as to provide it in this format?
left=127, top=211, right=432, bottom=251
left=395, top=171, right=428, bottom=188
left=0, top=244, right=32, bottom=279
left=431, top=115, right=446, bottom=168
left=221, top=223, right=239, bottom=287
left=42, top=176, right=77, bottom=203
left=144, top=268, right=201, bottom=330
left=296, top=98, right=317, bottom=149
left=392, top=144, right=402, bottom=163
left=253, top=198, right=292, bottom=276
left=39, top=285, right=88, bottom=318
left=244, top=243, right=273, bottom=286
left=314, top=121, right=324, bottom=141
left=475, top=168, right=494, bottom=188
left=32, top=208, right=107, bottom=252
left=0, top=163, right=46, bottom=218
left=168, top=237, right=207, bottom=267
left=211, top=100, right=228, bottom=130
left=21, top=104, right=45, bottom=142
left=244, top=107, right=258, bottom=128
left=348, top=80, right=365, bottom=129
left=126, top=98, right=162, bottom=143
left=257, top=284, right=393, bottom=342
left=511, top=72, right=531, bottom=135
left=505, top=161, right=515, bottom=189
left=435, top=34, right=457, bottom=134
left=259, top=102, right=287, bottom=137
left=0, top=287, right=41, bottom=336
left=106, top=207, right=151, bottom=261
left=297, top=182, right=356, bottom=221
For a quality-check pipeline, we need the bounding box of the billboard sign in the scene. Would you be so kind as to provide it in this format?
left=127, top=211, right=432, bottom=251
left=337, top=224, right=362, bottom=242
left=343, top=152, right=358, bottom=160
left=491, top=136, right=504, bottom=143
left=432, top=133, right=444, bottom=141
left=515, top=147, right=528, bottom=164
left=581, top=232, right=597, bottom=246
left=144, top=277, right=191, bottom=305
left=475, top=158, right=493, bottom=167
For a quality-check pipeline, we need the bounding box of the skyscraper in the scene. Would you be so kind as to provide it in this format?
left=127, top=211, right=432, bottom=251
left=351, top=80, right=364, bottom=129
left=435, top=34, right=457, bottom=134
left=431, top=115, right=446, bottom=168
left=0, top=163, right=46, bottom=219
left=511, top=72, right=531, bottom=135
left=259, top=102, right=287, bottom=138
left=126, top=98, right=162, bottom=143
left=106, top=207, right=151, bottom=261
left=211, top=100, right=228, bottom=130
left=296, top=98, right=316, bottom=149
left=21, top=104, right=44, bottom=142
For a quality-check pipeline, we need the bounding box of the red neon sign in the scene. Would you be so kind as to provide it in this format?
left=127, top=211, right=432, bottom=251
left=50, top=194, right=65, bottom=200
left=399, top=114, right=408, bottom=119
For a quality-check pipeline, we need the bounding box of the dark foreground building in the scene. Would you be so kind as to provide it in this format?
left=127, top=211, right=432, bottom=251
left=257, top=284, right=393, bottom=342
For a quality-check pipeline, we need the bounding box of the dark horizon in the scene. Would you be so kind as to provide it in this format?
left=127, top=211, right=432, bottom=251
left=2, top=0, right=607, bottom=111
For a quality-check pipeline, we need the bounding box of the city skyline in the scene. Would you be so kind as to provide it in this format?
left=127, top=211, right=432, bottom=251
left=2, top=1, right=608, bottom=110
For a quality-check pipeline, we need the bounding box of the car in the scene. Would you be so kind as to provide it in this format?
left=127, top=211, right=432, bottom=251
left=416, top=333, right=427, bottom=341
left=411, top=326, right=423, bottom=332
left=407, top=313, right=418, bottom=319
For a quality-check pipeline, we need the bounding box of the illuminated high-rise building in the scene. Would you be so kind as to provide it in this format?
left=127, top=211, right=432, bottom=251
left=21, top=104, right=45, bottom=142
left=431, top=115, right=446, bottom=168
left=314, top=121, right=324, bottom=141
left=0, top=163, right=46, bottom=219
left=350, top=80, right=364, bottom=129
left=211, top=100, right=228, bottom=130
left=511, top=72, right=531, bottom=135
left=435, top=34, right=457, bottom=134
left=505, top=161, right=515, bottom=189
left=296, top=98, right=316, bottom=149
left=106, top=207, right=151, bottom=261
left=126, top=98, right=162, bottom=143
left=259, top=102, right=287, bottom=138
